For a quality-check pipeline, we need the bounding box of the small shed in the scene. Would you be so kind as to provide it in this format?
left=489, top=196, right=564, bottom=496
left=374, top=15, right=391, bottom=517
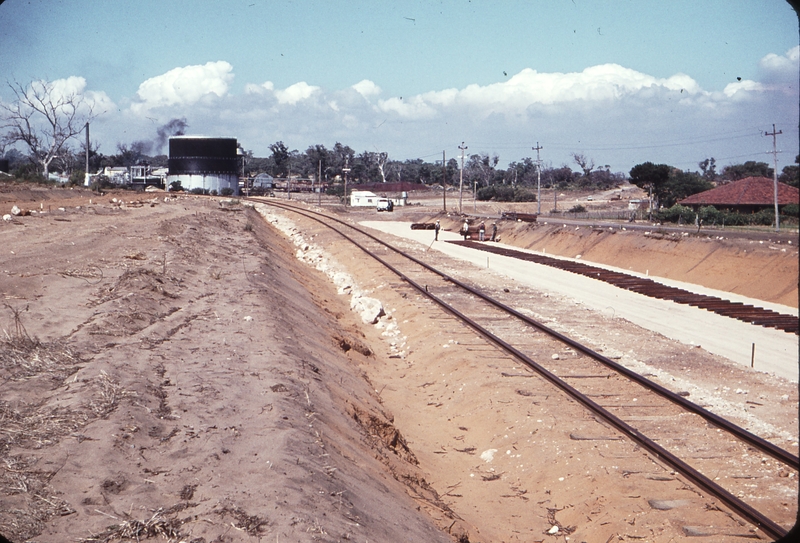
left=350, top=190, right=379, bottom=207
left=253, top=173, right=274, bottom=189
left=678, top=177, right=799, bottom=213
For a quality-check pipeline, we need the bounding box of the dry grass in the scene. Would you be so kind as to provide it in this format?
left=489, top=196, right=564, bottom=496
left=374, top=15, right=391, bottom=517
left=0, top=333, right=79, bottom=384
left=214, top=505, right=269, bottom=536
left=0, top=306, right=140, bottom=541
left=79, top=509, right=183, bottom=542
left=87, top=371, right=137, bottom=419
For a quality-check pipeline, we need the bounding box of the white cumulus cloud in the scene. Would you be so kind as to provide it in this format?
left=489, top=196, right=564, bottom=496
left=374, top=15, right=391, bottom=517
left=28, top=76, right=115, bottom=116
left=275, top=82, right=320, bottom=105
left=132, top=61, right=233, bottom=112
left=759, top=45, right=800, bottom=74
left=244, top=80, right=320, bottom=105
left=723, top=79, right=764, bottom=97
left=374, top=64, right=705, bottom=120
left=352, top=79, right=381, bottom=99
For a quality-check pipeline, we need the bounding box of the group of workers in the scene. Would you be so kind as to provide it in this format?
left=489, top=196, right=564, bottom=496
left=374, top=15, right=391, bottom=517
left=431, top=219, right=497, bottom=242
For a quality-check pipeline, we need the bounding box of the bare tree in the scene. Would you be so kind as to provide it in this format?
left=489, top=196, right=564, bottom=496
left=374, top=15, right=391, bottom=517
left=572, top=153, right=594, bottom=178
left=466, top=153, right=499, bottom=189
left=1, top=79, right=95, bottom=177
left=375, top=152, right=388, bottom=183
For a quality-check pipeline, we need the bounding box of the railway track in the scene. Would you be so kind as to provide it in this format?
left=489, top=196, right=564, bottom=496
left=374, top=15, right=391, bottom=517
left=451, top=240, right=799, bottom=335
left=252, top=199, right=797, bottom=540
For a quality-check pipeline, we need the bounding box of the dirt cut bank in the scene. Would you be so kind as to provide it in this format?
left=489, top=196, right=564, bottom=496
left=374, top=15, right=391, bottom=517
left=430, top=216, right=799, bottom=309
left=0, top=195, right=461, bottom=542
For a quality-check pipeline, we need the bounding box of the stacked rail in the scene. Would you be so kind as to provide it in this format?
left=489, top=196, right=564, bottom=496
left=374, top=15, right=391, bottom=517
left=452, top=240, right=799, bottom=335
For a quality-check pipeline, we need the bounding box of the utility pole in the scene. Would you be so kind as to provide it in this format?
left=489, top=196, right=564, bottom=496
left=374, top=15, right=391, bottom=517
left=764, top=124, right=782, bottom=232
left=84, top=122, right=90, bottom=187
left=533, top=142, right=543, bottom=214
left=317, top=160, right=321, bottom=206
left=442, top=150, right=447, bottom=213
left=342, top=157, right=351, bottom=209
left=458, top=142, right=467, bottom=214
left=474, top=175, right=478, bottom=213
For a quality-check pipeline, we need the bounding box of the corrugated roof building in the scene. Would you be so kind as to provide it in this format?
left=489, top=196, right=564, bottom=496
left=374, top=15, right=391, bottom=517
left=679, top=176, right=799, bottom=213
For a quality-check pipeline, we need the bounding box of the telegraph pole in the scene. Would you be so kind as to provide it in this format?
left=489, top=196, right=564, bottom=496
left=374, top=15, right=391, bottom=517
left=458, top=142, right=467, bottom=214
left=764, top=124, right=782, bottom=232
left=532, top=142, right=543, bottom=214
left=342, top=157, right=351, bottom=209
left=84, top=122, right=90, bottom=187
left=442, top=150, right=447, bottom=212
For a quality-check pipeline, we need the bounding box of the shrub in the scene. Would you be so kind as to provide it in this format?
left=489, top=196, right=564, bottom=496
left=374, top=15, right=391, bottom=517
left=67, top=170, right=86, bottom=187
left=12, top=163, right=48, bottom=184
left=90, top=175, right=115, bottom=192
left=476, top=185, right=537, bottom=202
left=719, top=211, right=748, bottom=227
left=697, top=205, right=722, bottom=225
left=220, top=187, right=234, bottom=196
left=189, top=187, right=207, bottom=195
left=169, top=180, right=184, bottom=192
left=512, top=187, right=538, bottom=202
left=569, top=204, right=586, bottom=213
left=656, top=204, right=696, bottom=224
left=751, top=209, right=775, bottom=226
left=782, top=203, right=799, bottom=217
left=326, top=185, right=344, bottom=196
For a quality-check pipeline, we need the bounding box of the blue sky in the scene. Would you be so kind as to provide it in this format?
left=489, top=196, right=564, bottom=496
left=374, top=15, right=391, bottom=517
left=1, top=0, right=798, bottom=174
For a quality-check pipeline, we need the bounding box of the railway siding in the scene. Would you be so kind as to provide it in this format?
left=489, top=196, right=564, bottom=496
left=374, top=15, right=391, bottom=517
left=257, top=201, right=798, bottom=541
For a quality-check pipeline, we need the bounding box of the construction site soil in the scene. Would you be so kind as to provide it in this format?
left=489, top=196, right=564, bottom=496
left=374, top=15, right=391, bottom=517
left=0, top=184, right=797, bottom=542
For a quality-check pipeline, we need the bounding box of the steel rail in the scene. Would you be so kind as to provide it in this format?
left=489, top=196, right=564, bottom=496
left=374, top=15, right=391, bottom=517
left=258, top=200, right=798, bottom=469
left=254, top=199, right=791, bottom=540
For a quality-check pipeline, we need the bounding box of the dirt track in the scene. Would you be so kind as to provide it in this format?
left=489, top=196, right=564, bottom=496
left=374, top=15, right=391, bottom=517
left=0, top=186, right=797, bottom=542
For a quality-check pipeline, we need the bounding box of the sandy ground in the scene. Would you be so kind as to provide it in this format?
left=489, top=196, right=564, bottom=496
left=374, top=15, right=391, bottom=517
left=0, top=193, right=456, bottom=542
left=361, top=221, right=799, bottom=382
left=0, top=185, right=797, bottom=542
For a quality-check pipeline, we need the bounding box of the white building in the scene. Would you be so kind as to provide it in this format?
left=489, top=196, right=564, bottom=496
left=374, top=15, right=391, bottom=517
left=350, top=190, right=379, bottom=207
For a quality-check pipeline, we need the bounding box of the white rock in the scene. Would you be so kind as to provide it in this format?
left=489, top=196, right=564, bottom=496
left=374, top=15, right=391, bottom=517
left=548, top=525, right=559, bottom=535
left=2, top=214, right=11, bottom=221
left=551, top=353, right=560, bottom=360
left=351, top=296, right=385, bottom=324
left=480, top=449, right=497, bottom=462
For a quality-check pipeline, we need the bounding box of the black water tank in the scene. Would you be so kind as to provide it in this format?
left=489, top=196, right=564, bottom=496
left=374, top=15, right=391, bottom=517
left=0, top=159, right=9, bottom=173
left=168, top=137, right=238, bottom=175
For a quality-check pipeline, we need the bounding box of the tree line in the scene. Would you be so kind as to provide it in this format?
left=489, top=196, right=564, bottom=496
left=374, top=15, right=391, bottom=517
left=2, top=78, right=798, bottom=200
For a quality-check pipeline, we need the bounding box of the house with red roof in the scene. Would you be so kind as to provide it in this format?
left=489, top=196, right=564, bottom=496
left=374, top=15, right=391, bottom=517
left=678, top=176, right=799, bottom=213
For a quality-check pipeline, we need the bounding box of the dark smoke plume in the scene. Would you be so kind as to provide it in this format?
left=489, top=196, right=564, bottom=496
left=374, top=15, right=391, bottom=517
left=155, top=118, right=188, bottom=152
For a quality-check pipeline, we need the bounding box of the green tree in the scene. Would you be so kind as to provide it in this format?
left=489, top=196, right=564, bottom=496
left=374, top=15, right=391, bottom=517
left=698, top=157, right=718, bottom=181
left=779, top=155, right=799, bottom=188
left=662, top=170, right=713, bottom=207
left=629, top=162, right=670, bottom=208
left=721, top=161, right=772, bottom=181
left=304, top=144, right=330, bottom=182
left=114, top=141, right=149, bottom=167
left=269, top=141, right=291, bottom=177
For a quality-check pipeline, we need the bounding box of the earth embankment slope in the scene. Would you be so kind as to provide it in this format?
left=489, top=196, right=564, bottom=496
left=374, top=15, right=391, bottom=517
left=0, top=196, right=457, bottom=543
left=462, top=219, right=798, bottom=308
